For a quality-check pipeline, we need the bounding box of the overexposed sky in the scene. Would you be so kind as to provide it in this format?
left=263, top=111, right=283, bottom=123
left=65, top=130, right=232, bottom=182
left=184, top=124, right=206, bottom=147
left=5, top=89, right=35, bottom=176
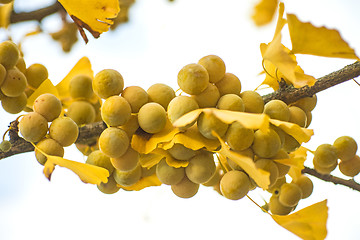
left=1, top=0, right=360, bottom=239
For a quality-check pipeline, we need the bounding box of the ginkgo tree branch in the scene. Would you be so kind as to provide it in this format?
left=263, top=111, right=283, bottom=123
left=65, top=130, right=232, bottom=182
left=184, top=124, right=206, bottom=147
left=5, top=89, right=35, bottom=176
left=1, top=61, right=360, bottom=192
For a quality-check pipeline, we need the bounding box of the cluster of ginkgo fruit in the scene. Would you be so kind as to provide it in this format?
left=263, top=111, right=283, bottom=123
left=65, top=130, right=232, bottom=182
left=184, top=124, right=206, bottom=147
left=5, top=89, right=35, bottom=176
left=0, top=39, right=358, bottom=216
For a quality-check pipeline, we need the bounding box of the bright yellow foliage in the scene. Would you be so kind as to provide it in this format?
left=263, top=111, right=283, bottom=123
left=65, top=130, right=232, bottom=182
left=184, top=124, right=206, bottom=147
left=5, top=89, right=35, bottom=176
left=287, top=14, right=359, bottom=59
left=272, top=200, right=328, bottom=240
left=122, top=174, right=162, bottom=191
left=26, top=79, right=60, bottom=109
left=58, top=0, right=120, bottom=33
left=269, top=119, right=314, bottom=144
left=252, top=0, right=278, bottom=26
left=0, top=2, right=13, bottom=28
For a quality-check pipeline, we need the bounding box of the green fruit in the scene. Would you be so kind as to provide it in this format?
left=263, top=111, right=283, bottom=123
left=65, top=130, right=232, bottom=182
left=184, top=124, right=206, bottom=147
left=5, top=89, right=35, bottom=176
left=269, top=195, right=293, bottom=215
left=110, top=146, right=139, bottom=171
left=263, top=100, right=290, bottom=121
left=0, top=40, right=20, bottom=69
left=25, top=63, right=48, bottom=88
left=156, top=158, right=185, bottom=185
left=33, top=93, right=62, bottom=122
left=0, top=140, right=11, bottom=152
left=215, top=73, right=241, bottom=96
left=252, top=128, right=281, bottom=158
left=66, top=100, right=96, bottom=125
left=113, top=163, right=142, bottom=187
left=86, top=150, right=114, bottom=175
left=1, top=92, right=27, bottom=114
left=313, top=143, right=338, bottom=168
left=97, top=173, right=121, bottom=194
left=138, top=102, right=167, bottom=134
left=171, top=175, right=199, bottom=198
left=121, top=86, right=148, bottom=113
left=69, top=74, right=94, bottom=99
left=255, top=159, right=279, bottom=188
left=167, top=95, right=199, bottom=124
left=93, top=69, right=124, bottom=99
left=239, top=90, right=264, bottom=113
left=167, top=143, right=197, bottom=161
left=220, top=170, right=251, bottom=200
left=191, top=83, right=220, bottom=108
left=338, top=155, right=360, bottom=177
left=147, top=83, right=175, bottom=109
left=101, top=95, right=131, bottom=127
left=293, top=175, right=313, bottom=199
left=217, top=93, right=245, bottom=111
left=333, top=136, right=357, bottom=161
left=177, top=63, right=209, bottom=95
left=225, top=121, right=254, bottom=151
left=99, top=127, right=129, bottom=158
left=197, top=112, right=228, bottom=139
left=1, top=67, right=27, bottom=97
left=185, top=151, right=216, bottom=184
left=35, top=138, right=64, bottom=165
left=49, top=117, right=78, bottom=147
left=19, top=112, right=48, bottom=142
left=278, top=183, right=302, bottom=207
left=198, top=55, right=226, bottom=83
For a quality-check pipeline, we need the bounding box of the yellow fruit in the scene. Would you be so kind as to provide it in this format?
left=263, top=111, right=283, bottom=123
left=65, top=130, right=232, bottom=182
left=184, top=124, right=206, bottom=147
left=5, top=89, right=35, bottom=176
left=278, top=183, right=302, bottom=207
left=93, top=69, right=124, bottom=99
left=33, top=93, right=62, bottom=122
left=220, top=170, right=251, bottom=200
left=1, top=92, right=27, bottom=114
left=66, top=100, right=96, bottom=125
left=217, top=93, right=245, bottom=111
left=35, top=138, right=64, bottom=165
left=19, top=112, right=48, bottom=142
left=69, top=74, right=94, bottom=99
left=197, top=112, right=228, bottom=139
left=313, top=144, right=338, bottom=168
left=191, top=83, right=220, bottom=108
left=110, top=146, right=139, bottom=171
left=49, top=117, right=79, bottom=147
left=293, top=175, right=313, bottom=199
left=171, top=175, right=199, bottom=198
left=99, top=127, right=129, bottom=158
left=0, top=40, right=20, bottom=69
left=156, top=159, right=185, bottom=185
left=225, top=121, right=254, bottom=151
left=167, top=143, right=197, bottom=161
left=147, top=83, right=175, bottom=109
left=293, top=95, right=317, bottom=112
left=121, top=86, right=148, bottom=113
left=1, top=68, right=27, bottom=97
left=198, top=55, right=226, bottom=83
left=138, top=102, right=167, bottom=134
left=269, top=195, right=293, bottom=215
left=333, top=136, right=357, bottom=161
left=167, top=95, right=199, bottom=124
left=101, top=95, right=131, bottom=127
left=252, top=128, right=281, bottom=158
left=288, top=106, right=307, bottom=127
left=215, top=73, right=241, bottom=96
left=177, top=63, right=209, bottom=95
left=240, top=90, right=264, bottom=113
left=113, top=163, right=142, bottom=187
left=25, top=63, right=48, bottom=88
left=97, top=173, right=121, bottom=194
left=86, top=150, right=114, bottom=175
left=263, top=99, right=290, bottom=121
left=339, top=155, right=360, bottom=177
left=255, top=159, right=279, bottom=188
left=185, top=151, right=216, bottom=184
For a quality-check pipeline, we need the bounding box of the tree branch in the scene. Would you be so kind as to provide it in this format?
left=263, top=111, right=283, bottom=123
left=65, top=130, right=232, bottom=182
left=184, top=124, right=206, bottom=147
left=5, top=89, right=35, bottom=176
left=10, top=2, right=64, bottom=24
left=263, top=61, right=360, bottom=104
left=302, top=166, right=360, bottom=191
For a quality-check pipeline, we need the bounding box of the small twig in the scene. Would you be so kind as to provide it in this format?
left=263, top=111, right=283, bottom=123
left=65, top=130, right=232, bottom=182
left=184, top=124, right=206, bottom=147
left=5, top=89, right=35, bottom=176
left=10, top=2, right=64, bottom=24
left=302, top=166, right=360, bottom=192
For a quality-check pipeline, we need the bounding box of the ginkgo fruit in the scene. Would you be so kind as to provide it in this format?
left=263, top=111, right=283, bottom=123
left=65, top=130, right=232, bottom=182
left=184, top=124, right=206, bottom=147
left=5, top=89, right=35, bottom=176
left=282, top=133, right=300, bottom=153
left=167, top=143, right=197, bottom=161
left=252, top=128, right=281, bottom=158
left=101, top=95, right=131, bottom=127
left=333, top=136, right=357, bottom=161
left=191, top=83, right=220, bottom=108
left=110, top=146, right=139, bottom=171
left=121, top=86, right=149, bottom=113
left=216, top=93, right=245, bottom=111
left=278, top=182, right=302, bottom=207
left=25, top=63, right=48, bottom=89
left=338, top=155, right=360, bottom=177
left=33, top=93, right=62, bottom=122
left=113, top=163, right=142, bottom=187
left=69, top=74, right=94, bottom=99
left=0, top=140, right=11, bottom=152
left=93, top=69, right=124, bottom=99
left=225, top=121, right=254, bottom=151
left=1, top=68, right=27, bottom=97
left=254, top=158, right=279, bottom=188
left=147, top=83, right=175, bottom=109
left=66, top=100, right=96, bottom=125
left=0, top=64, right=6, bottom=86
left=185, top=151, right=216, bottom=184
left=171, top=175, right=199, bottom=198
left=119, top=114, right=139, bottom=137
left=1, top=92, right=27, bottom=114
left=220, top=170, right=251, bottom=200
left=313, top=144, right=338, bottom=168
left=19, top=112, right=48, bottom=142
left=226, top=148, right=254, bottom=171
left=137, top=102, right=167, bottom=134
left=288, top=106, right=307, bottom=127
left=99, top=127, right=129, bottom=158
left=239, top=90, right=264, bottom=113
left=0, top=40, right=20, bottom=70
left=167, top=95, right=199, bottom=124
left=313, top=159, right=337, bottom=175
left=267, top=176, right=286, bottom=195
left=198, top=55, right=226, bottom=83
left=86, top=150, right=114, bottom=175
left=215, top=73, right=241, bottom=96
left=263, top=99, right=290, bottom=121
left=272, top=150, right=290, bottom=178
left=16, top=57, right=26, bottom=74
left=293, top=175, right=313, bottom=199
left=35, top=138, right=64, bottom=165
left=49, top=116, right=79, bottom=147
left=293, top=95, right=317, bottom=112
left=269, top=195, right=294, bottom=215
left=197, top=112, right=228, bottom=140
left=177, top=63, right=209, bottom=95
left=156, top=158, right=185, bottom=185
left=97, top=173, right=121, bottom=194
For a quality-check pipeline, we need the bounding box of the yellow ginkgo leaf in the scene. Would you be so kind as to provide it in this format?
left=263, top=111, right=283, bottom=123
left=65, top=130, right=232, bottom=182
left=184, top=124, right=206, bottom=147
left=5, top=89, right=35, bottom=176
left=251, top=0, right=279, bottom=26
left=55, top=56, right=93, bottom=104
left=121, top=174, right=162, bottom=191
left=58, top=0, right=120, bottom=42
left=0, top=2, right=13, bottom=28
left=269, top=119, right=314, bottom=144
left=287, top=13, right=359, bottom=59
left=26, top=79, right=60, bottom=109
left=139, top=152, right=164, bottom=169
left=287, top=147, right=308, bottom=181
left=43, top=155, right=109, bottom=185
left=132, top=120, right=180, bottom=154
left=272, top=200, right=328, bottom=240
left=217, top=135, right=271, bottom=189
left=172, top=109, right=203, bottom=130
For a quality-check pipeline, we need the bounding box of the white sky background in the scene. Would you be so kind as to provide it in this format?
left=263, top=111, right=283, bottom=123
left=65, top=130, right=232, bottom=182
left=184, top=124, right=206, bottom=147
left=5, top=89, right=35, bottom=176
left=0, top=0, right=360, bottom=239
